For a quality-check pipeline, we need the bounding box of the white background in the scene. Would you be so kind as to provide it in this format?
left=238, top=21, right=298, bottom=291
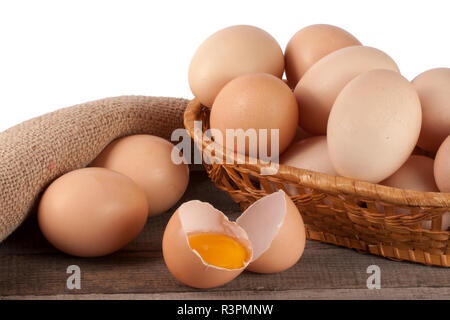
left=0, top=0, right=449, bottom=131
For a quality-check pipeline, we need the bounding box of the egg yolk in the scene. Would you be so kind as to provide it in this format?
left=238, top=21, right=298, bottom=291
left=188, top=233, right=250, bottom=269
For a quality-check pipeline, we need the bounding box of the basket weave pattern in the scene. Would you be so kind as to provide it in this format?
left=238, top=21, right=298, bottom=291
left=184, top=99, right=450, bottom=267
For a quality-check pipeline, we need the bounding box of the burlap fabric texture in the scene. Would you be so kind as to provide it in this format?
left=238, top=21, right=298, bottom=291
left=0, top=96, right=189, bottom=243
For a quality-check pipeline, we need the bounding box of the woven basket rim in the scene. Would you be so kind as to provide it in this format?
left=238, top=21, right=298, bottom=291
left=184, top=98, right=450, bottom=208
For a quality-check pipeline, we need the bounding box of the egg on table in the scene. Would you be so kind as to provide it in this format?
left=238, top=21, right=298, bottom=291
left=236, top=190, right=306, bottom=274
left=91, top=134, right=189, bottom=217
left=162, top=190, right=306, bottom=288
left=162, top=200, right=252, bottom=289
left=38, top=168, right=149, bottom=257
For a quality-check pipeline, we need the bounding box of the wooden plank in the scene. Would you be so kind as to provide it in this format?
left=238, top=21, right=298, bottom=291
left=1, top=171, right=449, bottom=299
left=3, top=286, right=450, bottom=300
left=2, top=238, right=450, bottom=297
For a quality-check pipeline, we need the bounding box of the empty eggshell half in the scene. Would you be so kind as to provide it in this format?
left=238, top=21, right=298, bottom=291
left=237, top=190, right=306, bottom=274
left=162, top=200, right=253, bottom=289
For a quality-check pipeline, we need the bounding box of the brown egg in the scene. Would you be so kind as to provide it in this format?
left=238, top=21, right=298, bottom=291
left=435, top=135, right=450, bottom=192
left=327, top=69, right=422, bottom=183
left=295, top=46, right=399, bottom=134
left=278, top=136, right=335, bottom=198
left=162, top=200, right=253, bottom=289
left=162, top=190, right=306, bottom=287
left=38, top=168, right=149, bottom=257
left=292, top=125, right=312, bottom=143
left=412, top=68, right=450, bottom=153
left=281, top=136, right=336, bottom=176
left=381, top=155, right=438, bottom=192
left=210, top=73, right=298, bottom=157
left=91, top=135, right=189, bottom=217
left=379, top=155, right=449, bottom=230
left=189, top=25, right=284, bottom=107
left=285, top=24, right=361, bottom=88
left=237, top=190, right=306, bottom=274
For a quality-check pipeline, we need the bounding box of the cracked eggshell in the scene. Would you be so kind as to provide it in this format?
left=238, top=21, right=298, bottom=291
left=162, top=200, right=252, bottom=289
left=237, top=190, right=306, bottom=274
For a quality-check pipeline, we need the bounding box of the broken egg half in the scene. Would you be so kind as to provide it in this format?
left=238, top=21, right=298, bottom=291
left=162, top=190, right=306, bottom=288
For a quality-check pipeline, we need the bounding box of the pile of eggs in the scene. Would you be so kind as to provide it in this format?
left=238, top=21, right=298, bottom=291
left=35, top=23, right=449, bottom=291
left=189, top=24, right=450, bottom=230
left=37, top=132, right=307, bottom=289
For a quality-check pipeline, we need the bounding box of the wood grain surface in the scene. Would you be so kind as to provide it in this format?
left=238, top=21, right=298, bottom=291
left=1, top=171, right=449, bottom=300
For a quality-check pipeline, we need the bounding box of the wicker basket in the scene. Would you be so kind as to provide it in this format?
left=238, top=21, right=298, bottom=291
left=184, top=98, right=450, bottom=267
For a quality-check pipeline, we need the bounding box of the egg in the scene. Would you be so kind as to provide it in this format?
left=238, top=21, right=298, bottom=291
left=90, top=135, right=189, bottom=217
left=327, top=69, right=422, bottom=183
left=236, top=190, right=306, bottom=274
left=281, top=136, right=336, bottom=176
left=295, top=46, right=399, bottom=134
left=277, top=136, right=336, bottom=200
left=162, top=200, right=252, bottom=289
left=380, top=155, right=449, bottom=231
left=188, top=25, right=284, bottom=107
left=285, top=24, right=361, bottom=88
left=210, top=73, right=298, bottom=157
left=412, top=68, right=450, bottom=153
left=292, top=125, right=312, bottom=143
left=435, top=135, right=450, bottom=192
left=162, top=190, right=306, bottom=288
left=381, top=155, right=438, bottom=192
left=38, top=168, right=149, bottom=257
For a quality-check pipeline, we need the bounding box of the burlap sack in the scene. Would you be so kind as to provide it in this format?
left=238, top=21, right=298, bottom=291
left=0, top=95, right=189, bottom=243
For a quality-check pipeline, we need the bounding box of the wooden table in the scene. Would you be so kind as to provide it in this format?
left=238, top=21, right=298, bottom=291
left=1, top=171, right=449, bottom=300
